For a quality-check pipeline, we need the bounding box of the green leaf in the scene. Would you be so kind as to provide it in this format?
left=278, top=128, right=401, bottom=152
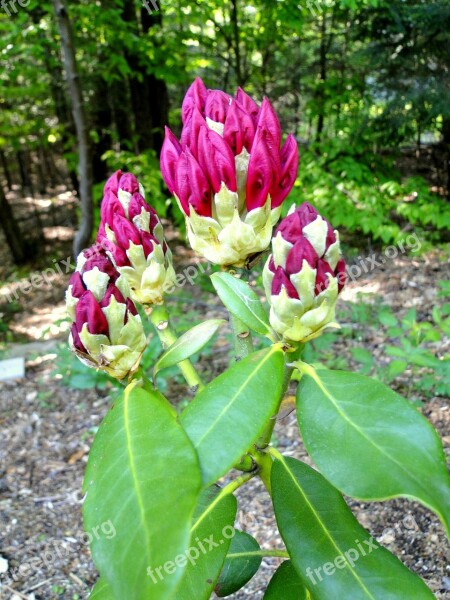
left=176, top=486, right=237, bottom=600
left=90, top=578, right=114, bottom=599
left=211, top=272, right=271, bottom=335
left=83, top=383, right=202, bottom=600
left=264, top=561, right=310, bottom=600
left=153, top=319, right=225, bottom=377
left=387, top=359, right=408, bottom=379
left=215, top=530, right=262, bottom=597
left=379, top=311, right=398, bottom=327
left=181, top=346, right=284, bottom=486
left=296, top=365, right=450, bottom=535
left=272, top=456, right=434, bottom=599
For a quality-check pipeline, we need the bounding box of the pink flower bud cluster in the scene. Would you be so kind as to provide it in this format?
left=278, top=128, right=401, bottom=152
left=263, top=203, right=346, bottom=343
left=160, top=77, right=298, bottom=217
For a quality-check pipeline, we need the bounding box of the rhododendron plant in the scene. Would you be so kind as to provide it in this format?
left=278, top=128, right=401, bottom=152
left=68, top=81, right=449, bottom=600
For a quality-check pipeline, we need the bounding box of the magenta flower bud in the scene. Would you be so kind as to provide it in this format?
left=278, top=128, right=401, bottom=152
left=272, top=267, right=299, bottom=299
left=99, top=283, right=127, bottom=309
left=224, top=100, right=256, bottom=154
left=118, top=173, right=140, bottom=194
left=66, top=239, right=147, bottom=379
left=161, top=78, right=298, bottom=266
left=276, top=202, right=319, bottom=244
left=76, top=291, right=109, bottom=336
left=65, top=243, right=128, bottom=322
left=271, top=134, right=300, bottom=208
left=257, top=98, right=282, bottom=151
left=197, top=126, right=237, bottom=194
left=70, top=322, right=86, bottom=353
left=315, top=259, right=334, bottom=296
left=235, top=87, right=259, bottom=121
left=180, top=106, right=207, bottom=157
left=204, top=90, right=232, bottom=123
left=160, top=127, right=183, bottom=194
left=285, top=238, right=318, bottom=275
left=114, top=215, right=142, bottom=249
left=263, top=202, right=345, bottom=343
left=68, top=286, right=146, bottom=381
left=98, top=170, right=176, bottom=305
left=246, top=130, right=274, bottom=211
left=176, top=149, right=212, bottom=216
left=182, top=77, right=208, bottom=124
left=68, top=271, right=86, bottom=299
left=128, top=192, right=148, bottom=221
left=99, top=237, right=130, bottom=268
left=104, top=170, right=123, bottom=195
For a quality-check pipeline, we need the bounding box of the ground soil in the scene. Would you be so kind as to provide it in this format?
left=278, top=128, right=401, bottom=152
left=0, top=187, right=449, bottom=599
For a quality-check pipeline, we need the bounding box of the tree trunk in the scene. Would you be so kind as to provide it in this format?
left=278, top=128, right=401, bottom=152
left=442, top=116, right=450, bottom=199
left=91, top=77, right=113, bottom=183
left=316, top=14, right=327, bottom=142
left=16, top=149, right=33, bottom=195
left=140, top=7, right=170, bottom=155
left=230, top=0, right=243, bottom=86
left=53, top=0, right=93, bottom=257
left=0, top=150, right=12, bottom=190
left=0, top=183, right=32, bottom=264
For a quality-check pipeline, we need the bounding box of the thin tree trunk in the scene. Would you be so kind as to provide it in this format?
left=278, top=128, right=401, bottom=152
left=91, top=77, right=113, bottom=183
left=0, top=183, right=31, bottom=264
left=316, top=14, right=327, bottom=142
left=140, top=7, right=170, bottom=155
left=53, top=0, right=93, bottom=257
left=230, top=0, right=243, bottom=86
left=16, top=149, right=33, bottom=195
left=0, top=150, right=12, bottom=190
left=442, top=116, right=450, bottom=199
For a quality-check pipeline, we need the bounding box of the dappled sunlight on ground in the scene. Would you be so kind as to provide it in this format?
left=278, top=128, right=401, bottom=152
left=10, top=302, right=69, bottom=341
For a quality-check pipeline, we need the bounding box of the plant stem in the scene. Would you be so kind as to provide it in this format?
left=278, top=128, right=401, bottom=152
left=147, top=304, right=204, bottom=392
left=255, top=364, right=294, bottom=450
left=226, top=267, right=254, bottom=361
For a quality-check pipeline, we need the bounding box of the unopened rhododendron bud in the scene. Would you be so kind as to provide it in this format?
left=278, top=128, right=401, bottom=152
left=160, top=78, right=299, bottom=267
left=263, top=203, right=346, bottom=343
left=97, top=170, right=176, bottom=305
left=65, top=245, right=147, bottom=380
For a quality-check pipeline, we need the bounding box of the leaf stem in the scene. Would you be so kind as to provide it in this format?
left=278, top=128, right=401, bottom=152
left=227, top=549, right=290, bottom=559
left=147, top=304, right=204, bottom=392
left=220, top=471, right=257, bottom=497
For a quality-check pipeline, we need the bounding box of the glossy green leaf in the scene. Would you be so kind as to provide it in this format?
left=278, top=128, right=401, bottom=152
left=215, top=530, right=262, bottom=596
left=153, top=319, right=225, bottom=377
left=272, top=456, right=434, bottom=600
left=90, top=578, right=114, bottom=600
left=83, top=383, right=202, bottom=600
left=295, top=365, right=450, bottom=534
left=176, top=486, right=237, bottom=600
left=211, top=272, right=271, bottom=335
left=264, top=561, right=310, bottom=600
left=181, top=346, right=284, bottom=485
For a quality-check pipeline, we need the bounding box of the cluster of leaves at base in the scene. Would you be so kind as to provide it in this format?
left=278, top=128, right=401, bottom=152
left=287, top=142, right=450, bottom=245
left=303, top=281, right=450, bottom=400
